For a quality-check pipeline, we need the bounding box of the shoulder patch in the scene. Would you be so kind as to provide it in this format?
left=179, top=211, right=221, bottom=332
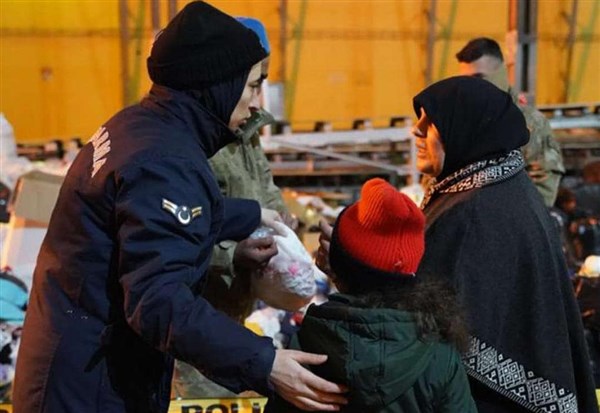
left=162, top=198, right=202, bottom=225
left=89, top=126, right=111, bottom=178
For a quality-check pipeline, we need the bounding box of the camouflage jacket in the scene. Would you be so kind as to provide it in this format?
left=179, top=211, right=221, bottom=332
left=507, top=89, right=565, bottom=207
left=205, top=109, right=286, bottom=320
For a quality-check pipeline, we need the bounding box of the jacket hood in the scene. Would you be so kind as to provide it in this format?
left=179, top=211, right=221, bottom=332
left=142, top=84, right=238, bottom=158
left=298, top=294, right=436, bottom=411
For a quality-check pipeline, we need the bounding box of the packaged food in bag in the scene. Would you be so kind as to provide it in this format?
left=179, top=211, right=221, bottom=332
left=251, top=222, right=320, bottom=311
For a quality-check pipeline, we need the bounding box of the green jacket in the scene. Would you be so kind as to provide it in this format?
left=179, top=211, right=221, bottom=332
left=266, top=294, right=476, bottom=413
left=203, top=121, right=287, bottom=320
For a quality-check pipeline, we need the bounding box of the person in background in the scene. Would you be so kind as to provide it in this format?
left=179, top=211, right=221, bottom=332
left=267, top=178, right=476, bottom=413
left=556, top=162, right=600, bottom=265
left=204, top=16, right=293, bottom=324
left=172, top=16, right=295, bottom=400
left=552, top=187, right=587, bottom=272
left=456, top=37, right=565, bottom=207
left=574, top=160, right=600, bottom=217
left=13, top=3, right=346, bottom=412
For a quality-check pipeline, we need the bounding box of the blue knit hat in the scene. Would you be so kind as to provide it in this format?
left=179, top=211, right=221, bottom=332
left=236, top=17, right=270, bottom=54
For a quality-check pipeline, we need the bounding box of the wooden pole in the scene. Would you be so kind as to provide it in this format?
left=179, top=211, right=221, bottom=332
left=118, top=0, right=130, bottom=106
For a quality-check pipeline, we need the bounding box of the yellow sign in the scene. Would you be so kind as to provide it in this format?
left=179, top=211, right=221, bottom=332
left=0, top=398, right=268, bottom=413
left=169, top=397, right=267, bottom=413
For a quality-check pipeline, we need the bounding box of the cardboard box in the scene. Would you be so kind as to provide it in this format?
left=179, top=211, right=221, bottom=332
left=10, top=170, right=64, bottom=224
left=1, top=171, right=64, bottom=290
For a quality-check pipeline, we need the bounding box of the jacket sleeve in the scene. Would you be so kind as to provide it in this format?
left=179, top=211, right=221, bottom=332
left=115, top=155, right=274, bottom=395
left=219, top=197, right=260, bottom=241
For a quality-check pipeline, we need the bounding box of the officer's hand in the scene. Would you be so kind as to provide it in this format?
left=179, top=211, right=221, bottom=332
left=315, top=219, right=334, bottom=278
left=261, top=208, right=283, bottom=232
left=270, top=349, right=348, bottom=411
left=527, top=161, right=548, bottom=183
left=233, top=237, right=277, bottom=272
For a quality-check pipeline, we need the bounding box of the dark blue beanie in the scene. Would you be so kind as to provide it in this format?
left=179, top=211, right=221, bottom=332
left=147, top=1, right=267, bottom=90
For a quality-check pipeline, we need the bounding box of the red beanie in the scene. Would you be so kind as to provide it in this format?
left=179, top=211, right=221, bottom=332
left=334, top=178, right=425, bottom=275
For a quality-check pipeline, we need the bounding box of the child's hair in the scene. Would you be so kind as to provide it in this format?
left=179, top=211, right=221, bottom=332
left=351, top=279, right=470, bottom=352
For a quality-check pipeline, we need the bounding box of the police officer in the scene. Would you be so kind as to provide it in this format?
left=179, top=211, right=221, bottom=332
left=13, top=2, right=346, bottom=412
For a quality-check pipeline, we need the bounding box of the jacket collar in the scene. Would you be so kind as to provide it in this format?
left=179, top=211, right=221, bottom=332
left=142, top=84, right=239, bottom=158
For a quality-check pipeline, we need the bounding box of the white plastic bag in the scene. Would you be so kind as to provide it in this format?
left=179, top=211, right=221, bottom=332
left=252, top=222, right=320, bottom=311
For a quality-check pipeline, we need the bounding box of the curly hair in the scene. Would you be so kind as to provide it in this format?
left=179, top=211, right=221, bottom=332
left=349, top=279, right=470, bottom=353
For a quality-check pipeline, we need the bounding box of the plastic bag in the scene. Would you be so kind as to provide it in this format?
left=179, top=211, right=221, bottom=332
left=251, top=222, right=320, bottom=311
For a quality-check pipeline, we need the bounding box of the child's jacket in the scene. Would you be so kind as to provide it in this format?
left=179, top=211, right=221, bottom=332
left=267, top=294, right=476, bottom=413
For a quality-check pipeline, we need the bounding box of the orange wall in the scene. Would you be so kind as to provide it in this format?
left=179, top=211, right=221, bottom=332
left=1, top=1, right=123, bottom=142
left=1, top=0, right=599, bottom=142
left=537, top=0, right=600, bottom=103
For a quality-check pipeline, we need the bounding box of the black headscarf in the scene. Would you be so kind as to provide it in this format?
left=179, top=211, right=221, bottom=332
left=413, top=76, right=529, bottom=180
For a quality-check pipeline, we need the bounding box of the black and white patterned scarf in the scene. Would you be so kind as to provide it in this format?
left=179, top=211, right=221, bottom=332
left=421, top=150, right=525, bottom=209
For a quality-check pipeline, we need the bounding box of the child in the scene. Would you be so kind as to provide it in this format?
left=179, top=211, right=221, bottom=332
left=266, top=178, right=476, bottom=412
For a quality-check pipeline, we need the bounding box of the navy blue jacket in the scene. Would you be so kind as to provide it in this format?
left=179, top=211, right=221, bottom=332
left=13, top=86, right=276, bottom=413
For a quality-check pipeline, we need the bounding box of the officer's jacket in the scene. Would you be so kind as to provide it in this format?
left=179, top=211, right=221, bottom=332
left=13, top=85, right=276, bottom=413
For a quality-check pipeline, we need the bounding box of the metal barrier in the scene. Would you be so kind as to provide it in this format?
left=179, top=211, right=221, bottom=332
left=539, top=102, right=600, bottom=171
left=263, top=126, right=417, bottom=191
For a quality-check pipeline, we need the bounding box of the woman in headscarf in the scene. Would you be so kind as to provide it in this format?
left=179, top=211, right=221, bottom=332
left=413, top=76, right=598, bottom=413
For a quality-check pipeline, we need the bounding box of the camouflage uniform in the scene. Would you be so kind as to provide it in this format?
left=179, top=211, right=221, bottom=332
left=517, top=100, right=565, bottom=207
left=172, top=109, right=286, bottom=399
left=483, top=67, right=564, bottom=206
left=208, top=110, right=286, bottom=283
left=202, top=109, right=286, bottom=322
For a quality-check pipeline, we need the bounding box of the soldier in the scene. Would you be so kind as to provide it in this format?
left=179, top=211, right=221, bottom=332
left=205, top=17, right=292, bottom=324
left=171, top=17, right=296, bottom=399
left=456, top=37, right=565, bottom=207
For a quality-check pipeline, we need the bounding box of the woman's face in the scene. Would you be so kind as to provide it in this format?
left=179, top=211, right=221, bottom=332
left=228, top=62, right=263, bottom=131
left=412, top=107, right=445, bottom=177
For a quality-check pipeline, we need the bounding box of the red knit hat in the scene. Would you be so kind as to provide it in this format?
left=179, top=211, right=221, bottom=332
left=330, top=178, right=425, bottom=282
